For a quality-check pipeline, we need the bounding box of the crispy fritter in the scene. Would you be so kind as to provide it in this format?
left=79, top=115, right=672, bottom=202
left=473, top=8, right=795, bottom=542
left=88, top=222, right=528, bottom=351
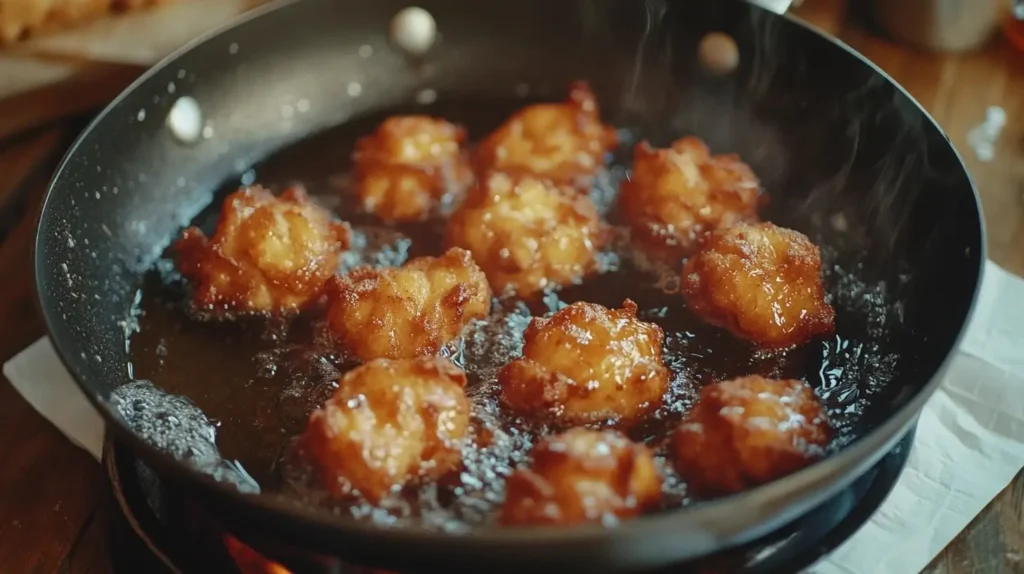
left=445, top=172, right=607, bottom=297
left=474, top=81, right=618, bottom=186
left=352, top=115, right=474, bottom=222
left=672, top=376, right=831, bottom=497
left=325, top=247, right=492, bottom=361
left=618, top=137, right=762, bottom=263
left=499, top=300, right=669, bottom=426
left=302, top=356, right=471, bottom=503
left=175, top=185, right=351, bottom=316
left=681, top=222, right=835, bottom=349
left=501, top=428, right=662, bottom=526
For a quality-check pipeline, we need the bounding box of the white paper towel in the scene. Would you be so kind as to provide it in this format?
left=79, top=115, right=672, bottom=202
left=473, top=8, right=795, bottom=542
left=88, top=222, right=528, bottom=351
left=5, top=261, right=1024, bottom=574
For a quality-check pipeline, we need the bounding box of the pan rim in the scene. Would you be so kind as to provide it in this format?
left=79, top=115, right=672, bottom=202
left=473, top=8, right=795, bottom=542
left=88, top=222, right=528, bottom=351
left=33, top=0, right=988, bottom=564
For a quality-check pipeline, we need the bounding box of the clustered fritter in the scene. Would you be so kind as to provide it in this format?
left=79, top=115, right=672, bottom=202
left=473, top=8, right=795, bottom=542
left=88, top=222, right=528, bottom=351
left=446, top=172, right=607, bottom=297
left=175, top=185, right=351, bottom=316
left=499, top=299, right=669, bottom=426
left=473, top=81, right=618, bottom=188
left=170, top=80, right=839, bottom=529
left=672, top=375, right=832, bottom=496
left=681, top=222, right=836, bottom=349
left=618, top=137, right=761, bottom=263
left=501, top=428, right=662, bottom=525
left=352, top=115, right=474, bottom=223
left=302, top=356, right=471, bottom=502
left=324, top=247, right=492, bottom=361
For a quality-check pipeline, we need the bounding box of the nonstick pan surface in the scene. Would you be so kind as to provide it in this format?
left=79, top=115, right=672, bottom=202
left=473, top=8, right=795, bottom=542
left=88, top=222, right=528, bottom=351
left=35, top=0, right=984, bottom=571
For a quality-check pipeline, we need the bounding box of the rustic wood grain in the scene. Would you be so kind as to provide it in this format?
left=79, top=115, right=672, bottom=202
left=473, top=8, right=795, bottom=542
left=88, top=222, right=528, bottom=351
left=0, top=128, right=71, bottom=360
left=61, top=501, right=115, bottom=574
left=0, top=129, right=64, bottom=201
left=0, top=61, right=143, bottom=145
left=0, top=128, right=107, bottom=573
left=0, top=2, right=1019, bottom=573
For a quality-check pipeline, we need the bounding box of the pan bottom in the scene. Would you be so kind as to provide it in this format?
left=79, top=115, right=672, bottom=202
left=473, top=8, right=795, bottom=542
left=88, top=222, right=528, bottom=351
left=103, top=426, right=915, bottom=573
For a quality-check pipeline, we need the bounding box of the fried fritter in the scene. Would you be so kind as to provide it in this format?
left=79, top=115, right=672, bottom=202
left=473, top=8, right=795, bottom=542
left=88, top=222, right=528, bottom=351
left=445, top=172, right=607, bottom=297
left=325, top=247, right=492, bottom=361
left=474, top=81, right=618, bottom=186
left=501, top=428, right=662, bottom=526
left=618, top=137, right=761, bottom=263
left=352, top=115, right=474, bottom=222
left=499, top=300, right=669, bottom=426
left=671, top=375, right=831, bottom=497
left=681, top=222, right=835, bottom=349
left=302, top=356, right=471, bottom=503
left=175, top=185, right=351, bottom=316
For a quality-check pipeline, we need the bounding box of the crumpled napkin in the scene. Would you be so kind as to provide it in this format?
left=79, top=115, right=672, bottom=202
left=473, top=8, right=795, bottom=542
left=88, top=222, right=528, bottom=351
left=5, top=261, right=1024, bottom=574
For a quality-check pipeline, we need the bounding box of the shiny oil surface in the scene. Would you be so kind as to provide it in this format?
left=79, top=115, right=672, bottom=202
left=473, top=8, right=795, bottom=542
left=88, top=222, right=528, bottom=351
left=125, top=98, right=902, bottom=531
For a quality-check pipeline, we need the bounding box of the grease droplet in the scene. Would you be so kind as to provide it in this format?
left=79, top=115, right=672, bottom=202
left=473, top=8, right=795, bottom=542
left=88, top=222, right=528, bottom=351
left=166, top=96, right=203, bottom=144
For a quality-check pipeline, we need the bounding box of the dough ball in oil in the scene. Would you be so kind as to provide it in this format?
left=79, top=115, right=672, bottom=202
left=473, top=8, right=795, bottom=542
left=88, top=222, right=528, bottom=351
left=499, top=300, right=669, bottom=426
left=302, top=356, right=471, bottom=503
left=618, top=137, right=761, bottom=264
left=446, top=172, right=606, bottom=297
left=352, top=115, right=474, bottom=223
left=672, top=375, right=831, bottom=498
left=175, top=185, right=351, bottom=316
left=325, top=247, right=492, bottom=361
left=474, top=81, right=618, bottom=187
left=682, top=221, right=835, bottom=349
left=501, top=428, right=662, bottom=526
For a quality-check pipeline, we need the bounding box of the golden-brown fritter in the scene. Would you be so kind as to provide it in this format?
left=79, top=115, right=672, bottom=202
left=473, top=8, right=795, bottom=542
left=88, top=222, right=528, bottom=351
left=618, top=137, right=762, bottom=263
left=352, top=115, right=474, bottom=222
left=445, top=172, right=607, bottom=297
left=302, top=356, right=471, bottom=503
left=681, top=222, right=835, bottom=349
left=500, top=428, right=662, bottom=526
left=175, top=185, right=351, bottom=316
left=325, top=247, right=492, bottom=361
left=474, top=81, right=618, bottom=187
left=671, top=376, right=831, bottom=497
left=499, top=300, right=669, bottom=426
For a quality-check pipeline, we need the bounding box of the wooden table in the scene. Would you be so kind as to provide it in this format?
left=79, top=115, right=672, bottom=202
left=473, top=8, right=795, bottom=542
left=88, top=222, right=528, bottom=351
left=0, top=2, right=1021, bottom=572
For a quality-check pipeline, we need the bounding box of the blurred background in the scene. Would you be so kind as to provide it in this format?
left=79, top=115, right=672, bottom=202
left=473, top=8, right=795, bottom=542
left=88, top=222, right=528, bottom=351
left=0, top=0, right=1020, bottom=572
left=2, top=0, right=1017, bottom=275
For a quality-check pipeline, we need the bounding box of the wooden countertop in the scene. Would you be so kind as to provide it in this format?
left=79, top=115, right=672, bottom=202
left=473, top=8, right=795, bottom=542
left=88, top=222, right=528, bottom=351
left=0, top=1, right=1021, bottom=572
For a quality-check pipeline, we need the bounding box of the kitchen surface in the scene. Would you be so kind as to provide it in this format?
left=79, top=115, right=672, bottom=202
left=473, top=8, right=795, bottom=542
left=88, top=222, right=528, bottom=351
left=0, top=0, right=1021, bottom=572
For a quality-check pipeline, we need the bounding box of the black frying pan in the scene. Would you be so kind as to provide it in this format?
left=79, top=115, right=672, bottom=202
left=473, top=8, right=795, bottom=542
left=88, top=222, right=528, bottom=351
left=34, top=0, right=984, bottom=572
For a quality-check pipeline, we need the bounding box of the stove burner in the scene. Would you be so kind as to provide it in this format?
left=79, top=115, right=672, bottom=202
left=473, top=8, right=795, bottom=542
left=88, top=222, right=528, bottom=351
left=103, top=427, right=915, bottom=573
